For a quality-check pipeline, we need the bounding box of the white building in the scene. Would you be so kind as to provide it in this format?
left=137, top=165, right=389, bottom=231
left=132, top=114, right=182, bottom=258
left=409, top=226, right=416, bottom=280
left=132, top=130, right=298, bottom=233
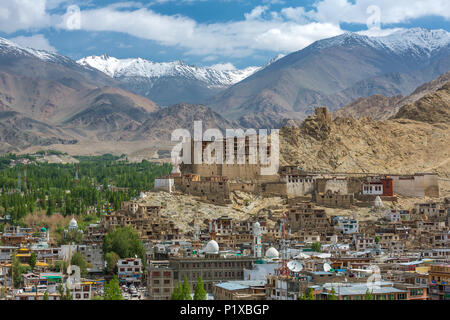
left=335, top=216, right=359, bottom=234
left=363, top=182, right=383, bottom=195
left=154, top=176, right=175, bottom=193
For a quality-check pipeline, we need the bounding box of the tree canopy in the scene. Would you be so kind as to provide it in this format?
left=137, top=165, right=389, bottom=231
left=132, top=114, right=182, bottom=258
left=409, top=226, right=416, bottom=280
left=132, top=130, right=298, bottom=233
left=103, top=276, right=123, bottom=300
left=193, top=276, right=207, bottom=300
left=103, top=226, right=145, bottom=264
left=71, top=252, right=88, bottom=277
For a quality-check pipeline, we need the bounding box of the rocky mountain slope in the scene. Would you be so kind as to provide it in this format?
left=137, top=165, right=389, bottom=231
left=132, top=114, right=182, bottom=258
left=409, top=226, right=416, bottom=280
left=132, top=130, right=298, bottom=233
left=394, top=82, right=450, bottom=123
left=333, top=71, right=450, bottom=120
left=280, top=99, right=450, bottom=176
left=131, top=103, right=237, bottom=142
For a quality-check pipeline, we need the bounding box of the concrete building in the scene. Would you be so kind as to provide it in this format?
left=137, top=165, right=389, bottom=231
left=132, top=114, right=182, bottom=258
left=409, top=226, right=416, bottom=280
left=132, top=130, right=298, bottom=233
left=335, top=216, right=359, bottom=235
left=154, top=176, right=175, bottom=193
left=117, top=258, right=143, bottom=285
left=214, top=280, right=266, bottom=300
left=391, top=173, right=439, bottom=198
left=428, top=264, right=450, bottom=300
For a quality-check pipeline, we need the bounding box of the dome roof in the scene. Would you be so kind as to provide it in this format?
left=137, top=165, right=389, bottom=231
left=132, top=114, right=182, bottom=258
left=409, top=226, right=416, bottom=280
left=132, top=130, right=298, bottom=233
left=266, top=247, right=279, bottom=258
left=204, top=240, right=219, bottom=254
left=254, top=221, right=260, bottom=228
left=69, top=218, right=78, bottom=229
left=40, top=227, right=47, bottom=232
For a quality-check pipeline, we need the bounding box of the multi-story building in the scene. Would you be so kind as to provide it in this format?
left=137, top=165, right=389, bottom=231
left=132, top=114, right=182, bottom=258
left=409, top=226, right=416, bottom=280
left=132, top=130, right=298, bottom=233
left=72, top=281, right=93, bottom=300
left=214, top=280, right=266, bottom=300
left=147, top=260, right=176, bottom=300
left=428, top=264, right=450, bottom=300
left=117, top=258, right=143, bottom=285
left=334, top=216, right=359, bottom=235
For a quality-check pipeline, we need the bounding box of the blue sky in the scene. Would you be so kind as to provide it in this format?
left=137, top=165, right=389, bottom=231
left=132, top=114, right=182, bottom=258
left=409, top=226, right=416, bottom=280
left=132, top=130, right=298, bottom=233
left=0, top=0, right=449, bottom=69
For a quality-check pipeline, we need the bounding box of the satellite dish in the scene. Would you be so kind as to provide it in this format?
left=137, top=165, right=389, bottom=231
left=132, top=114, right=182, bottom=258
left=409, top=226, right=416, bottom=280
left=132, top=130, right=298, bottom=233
left=323, top=263, right=331, bottom=272
left=287, top=261, right=303, bottom=272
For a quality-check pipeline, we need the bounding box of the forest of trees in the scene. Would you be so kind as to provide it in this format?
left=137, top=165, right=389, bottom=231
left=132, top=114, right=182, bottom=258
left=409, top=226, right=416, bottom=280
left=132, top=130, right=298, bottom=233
left=0, top=154, right=171, bottom=226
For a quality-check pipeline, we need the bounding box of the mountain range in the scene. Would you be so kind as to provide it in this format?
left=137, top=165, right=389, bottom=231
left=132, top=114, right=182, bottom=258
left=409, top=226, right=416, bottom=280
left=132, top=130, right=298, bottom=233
left=77, top=54, right=273, bottom=106
left=0, top=28, right=448, bottom=171
left=207, top=28, right=450, bottom=127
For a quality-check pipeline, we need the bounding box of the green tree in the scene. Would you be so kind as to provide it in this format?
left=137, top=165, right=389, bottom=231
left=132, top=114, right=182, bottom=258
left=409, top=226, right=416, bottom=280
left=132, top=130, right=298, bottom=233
left=52, top=260, right=68, bottom=273
left=30, top=252, right=37, bottom=271
left=57, top=283, right=64, bottom=299
left=193, top=276, right=207, bottom=300
left=105, top=251, right=120, bottom=274
left=58, top=229, right=82, bottom=246
left=11, top=252, right=22, bottom=288
left=365, top=289, right=374, bottom=300
left=328, top=287, right=338, bottom=300
left=375, top=236, right=380, bottom=244
left=311, top=242, right=321, bottom=252
left=65, top=284, right=73, bottom=300
left=71, top=252, right=88, bottom=277
left=103, top=276, right=123, bottom=300
left=171, top=283, right=182, bottom=300
left=181, top=276, right=192, bottom=300
left=298, top=288, right=314, bottom=300
left=306, top=288, right=314, bottom=300
left=43, top=291, right=49, bottom=300
left=103, top=226, right=145, bottom=265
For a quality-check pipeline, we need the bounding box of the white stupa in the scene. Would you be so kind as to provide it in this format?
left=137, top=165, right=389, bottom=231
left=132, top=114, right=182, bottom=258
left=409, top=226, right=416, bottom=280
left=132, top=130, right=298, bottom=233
left=265, top=247, right=279, bottom=259
left=374, top=196, right=383, bottom=208
left=204, top=240, right=219, bottom=254
left=68, top=217, right=78, bottom=231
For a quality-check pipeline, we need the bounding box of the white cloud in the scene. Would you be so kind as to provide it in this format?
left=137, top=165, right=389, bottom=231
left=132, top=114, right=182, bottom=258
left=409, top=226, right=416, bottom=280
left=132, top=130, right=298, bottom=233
left=357, top=27, right=405, bottom=37
left=307, top=0, right=450, bottom=25
left=9, top=34, right=57, bottom=52
left=0, top=0, right=51, bottom=33
left=244, top=6, right=269, bottom=20
left=209, top=63, right=236, bottom=71
left=54, top=4, right=343, bottom=57
left=0, top=0, right=449, bottom=60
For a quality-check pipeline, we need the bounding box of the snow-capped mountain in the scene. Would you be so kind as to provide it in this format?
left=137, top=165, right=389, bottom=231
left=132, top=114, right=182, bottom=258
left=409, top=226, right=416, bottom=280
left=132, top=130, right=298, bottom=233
left=0, top=37, right=81, bottom=68
left=77, top=55, right=260, bottom=88
left=77, top=55, right=271, bottom=105
left=315, top=28, right=450, bottom=59
left=208, top=28, right=450, bottom=127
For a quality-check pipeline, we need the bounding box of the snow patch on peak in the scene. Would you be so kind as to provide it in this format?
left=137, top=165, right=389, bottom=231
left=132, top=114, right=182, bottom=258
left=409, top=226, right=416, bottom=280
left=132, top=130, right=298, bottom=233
left=77, top=55, right=262, bottom=87
left=372, top=28, right=450, bottom=55
left=312, top=28, right=450, bottom=57
left=0, top=37, right=65, bottom=63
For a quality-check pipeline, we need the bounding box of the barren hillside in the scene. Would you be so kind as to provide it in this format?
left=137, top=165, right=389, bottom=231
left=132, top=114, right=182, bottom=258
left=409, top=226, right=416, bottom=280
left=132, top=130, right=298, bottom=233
left=280, top=112, right=450, bottom=176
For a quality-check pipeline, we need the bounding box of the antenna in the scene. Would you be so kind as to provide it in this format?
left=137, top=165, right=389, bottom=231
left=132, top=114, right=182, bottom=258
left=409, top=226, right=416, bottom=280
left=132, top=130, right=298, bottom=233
left=287, top=261, right=303, bottom=273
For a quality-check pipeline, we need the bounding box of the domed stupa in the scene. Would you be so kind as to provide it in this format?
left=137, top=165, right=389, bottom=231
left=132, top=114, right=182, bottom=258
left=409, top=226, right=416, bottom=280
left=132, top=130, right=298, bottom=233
left=265, top=247, right=279, bottom=259
left=374, top=196, right=383, bottom=209
left=68, top=217, right=78, bottom=231
left=204, top=240, right=219, bottom=254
